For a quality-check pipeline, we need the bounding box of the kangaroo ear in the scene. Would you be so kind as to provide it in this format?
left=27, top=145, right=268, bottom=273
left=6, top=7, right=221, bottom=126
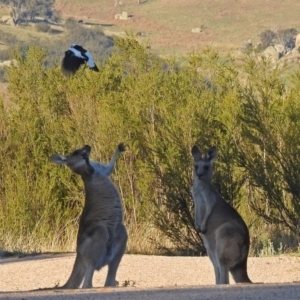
left=191, top=145, right=202, bottom=161
left=50, top=154, right=67, bottom=165
left=83, top=145, right=91, bottom=155
left=206, top=146, right=217, bottom=161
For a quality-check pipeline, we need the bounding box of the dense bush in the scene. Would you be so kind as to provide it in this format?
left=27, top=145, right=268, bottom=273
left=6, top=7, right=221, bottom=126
left=277, top=28, right=298, bottom=49
left=64, top=17, right=78, bottom=30
left=0, top=0, right=55, bottom=24
left=260, top=29, right=277, bottom=49
left=1, top=37, right=300, bottom=255
left=259, top=28, right=298, bottom=50
left=34, top=22, right=51, bottom=32
left=237, top=56, right=300, bottom=238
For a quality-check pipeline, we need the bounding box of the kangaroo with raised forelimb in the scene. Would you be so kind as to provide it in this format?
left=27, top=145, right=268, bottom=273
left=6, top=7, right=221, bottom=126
left=50, top=143, right=127, bottom=289
left=191, top=145, right=251, bottom=285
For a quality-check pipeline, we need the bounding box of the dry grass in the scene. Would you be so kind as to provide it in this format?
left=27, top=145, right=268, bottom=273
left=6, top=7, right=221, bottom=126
left=126, top=223, right=174, bottom=255
left=0, top=4, right=10, bottom=16
left=0, top=23, right=64, bottom=45
left=0, top=228, right=78, bottom=254
left=54, top=0, right=300, bottom=55
left=0, top=82, right=10, bottom=102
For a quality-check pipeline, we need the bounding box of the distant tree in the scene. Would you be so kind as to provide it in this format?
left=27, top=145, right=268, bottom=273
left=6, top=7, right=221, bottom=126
left=259, top=28, right=298, bottom=51
left=0, top=0, right=25, bottom=25
left=277, top=28, right=298, bottom=50
left=0, top=0, right=55, bottom=24
left=259, top=29, right=276, bottom=49
left=51, top=9, right=62, bottom=23
left=26, top=0, right=55, bottom=21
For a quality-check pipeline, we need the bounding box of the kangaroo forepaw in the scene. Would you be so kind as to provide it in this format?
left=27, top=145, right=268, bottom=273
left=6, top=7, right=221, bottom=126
left=195, top=223, right=204, bottom=233
left=118, top=143, right=126, bottom=152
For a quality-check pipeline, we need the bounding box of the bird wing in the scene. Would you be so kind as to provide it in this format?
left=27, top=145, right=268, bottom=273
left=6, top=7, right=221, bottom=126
left=68, top=47, right=87, bottom=60
left=71, top=44, right=87, bottom=53
left=84, top=51, right=99, bottom=71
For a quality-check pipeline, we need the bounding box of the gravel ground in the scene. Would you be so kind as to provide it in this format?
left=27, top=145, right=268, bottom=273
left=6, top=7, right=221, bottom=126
left=0, top=253, right=300, bottom=299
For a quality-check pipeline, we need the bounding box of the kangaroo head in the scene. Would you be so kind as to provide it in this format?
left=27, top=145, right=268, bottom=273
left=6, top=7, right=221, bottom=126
left=191, top=145, right=217, bottom=181
left=50, top=145, right=94, bottom=175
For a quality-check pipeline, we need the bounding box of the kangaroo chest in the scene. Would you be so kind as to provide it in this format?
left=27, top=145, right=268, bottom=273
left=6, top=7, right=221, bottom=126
left=193, top=182, right=217, bottom=206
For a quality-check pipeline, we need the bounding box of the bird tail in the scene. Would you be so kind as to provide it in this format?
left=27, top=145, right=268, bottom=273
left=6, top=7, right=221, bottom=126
left=90, top=64, right=99, bottom=72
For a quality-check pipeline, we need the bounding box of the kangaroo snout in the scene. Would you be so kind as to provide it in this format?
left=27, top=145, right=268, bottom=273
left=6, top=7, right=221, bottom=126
left=197, top=174, right=204, bottom=180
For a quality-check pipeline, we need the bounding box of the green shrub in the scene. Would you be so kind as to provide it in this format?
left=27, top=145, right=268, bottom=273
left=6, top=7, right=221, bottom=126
left=1, top=38, right=300, bottom=255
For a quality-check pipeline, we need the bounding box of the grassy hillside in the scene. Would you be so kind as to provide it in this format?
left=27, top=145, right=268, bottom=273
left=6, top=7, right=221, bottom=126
left=54, top=0, right=300, bottom=55
left=0, top=0, right=300, bottom=55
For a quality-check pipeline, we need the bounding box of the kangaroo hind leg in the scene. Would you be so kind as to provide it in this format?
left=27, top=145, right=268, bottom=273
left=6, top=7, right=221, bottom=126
left=104, top=224, right=128, bottom=287
left=61, top=255, right=86, bottom=289
left=218, top=264, right=229, bottom=284
left=80, top=224, right=110, bottom=288
left=230, top=260, right=252, bottom=283
left=210, top=249, right=228, bottom=284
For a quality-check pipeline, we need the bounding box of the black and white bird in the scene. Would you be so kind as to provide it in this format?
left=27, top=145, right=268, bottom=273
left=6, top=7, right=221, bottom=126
left=61, top=44, right=99, bottom=75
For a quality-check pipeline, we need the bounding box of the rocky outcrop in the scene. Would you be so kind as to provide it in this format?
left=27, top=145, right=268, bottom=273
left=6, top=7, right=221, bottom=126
left=0, top=15, right=15, bottom=26
left=295, top=33, right=300, bottom=49
left=115, top=11, right=130, bottom=20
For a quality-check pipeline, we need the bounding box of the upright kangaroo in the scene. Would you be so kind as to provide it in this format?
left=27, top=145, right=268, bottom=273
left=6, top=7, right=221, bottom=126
left=50, top=143, right=127, bottom=289
left=191, top=145, right=251, bottom=285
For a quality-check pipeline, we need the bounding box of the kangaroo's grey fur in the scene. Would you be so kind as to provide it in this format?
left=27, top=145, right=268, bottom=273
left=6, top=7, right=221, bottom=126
left=50, top=143, right=127, bottom=289
left=191, top=145, right=251, bottom=285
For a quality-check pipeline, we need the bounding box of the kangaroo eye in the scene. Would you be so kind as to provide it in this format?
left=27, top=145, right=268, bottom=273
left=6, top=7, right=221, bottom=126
left=194, top=165, right=198, bottom=171
left=72, top=150, right=79, bottom=156
left=204, top=165, right=209, bottom=171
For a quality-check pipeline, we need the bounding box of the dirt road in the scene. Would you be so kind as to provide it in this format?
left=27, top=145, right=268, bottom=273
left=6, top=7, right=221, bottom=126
left=0, top=253, right=300, bottom=299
